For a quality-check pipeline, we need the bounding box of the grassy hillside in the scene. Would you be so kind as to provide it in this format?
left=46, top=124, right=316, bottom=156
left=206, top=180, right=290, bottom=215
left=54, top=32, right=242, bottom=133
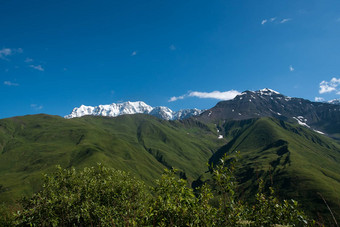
left=1, top=113, right=340, bottom=223
left=0, top=114, right=224, bottom=203
left=209, top=117, right=340, bottom=222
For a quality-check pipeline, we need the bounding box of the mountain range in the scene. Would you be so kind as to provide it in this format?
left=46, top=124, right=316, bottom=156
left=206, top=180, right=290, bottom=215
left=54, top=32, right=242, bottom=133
left=1, top=88, right=340, bottom=223
left=65, top=88, right=340, bottom=140
left=197, top=88, right=340, bottom=140
left=65, top=101, right=203, bottom=120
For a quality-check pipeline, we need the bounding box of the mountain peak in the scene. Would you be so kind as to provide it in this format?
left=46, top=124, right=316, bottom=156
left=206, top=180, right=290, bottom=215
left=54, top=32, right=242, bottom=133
left=238, top=88, right=281, bottom=98
left=65, top=101, right=202, bottom=120
left=328, top=99, right=340, bottom=105
left=256, top=88, right=280, bottom=95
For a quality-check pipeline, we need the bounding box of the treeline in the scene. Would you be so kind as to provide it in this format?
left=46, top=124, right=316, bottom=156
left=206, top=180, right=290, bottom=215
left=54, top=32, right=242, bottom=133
left=2, top=155, right=314, bottom=226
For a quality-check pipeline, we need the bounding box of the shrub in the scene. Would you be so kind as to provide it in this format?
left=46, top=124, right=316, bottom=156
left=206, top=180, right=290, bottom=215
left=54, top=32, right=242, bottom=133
left=15, top=156, right=314, bottom=226
left=148, top=169, right=216, bottom=226
left=16, top=164, right=149, bottom=226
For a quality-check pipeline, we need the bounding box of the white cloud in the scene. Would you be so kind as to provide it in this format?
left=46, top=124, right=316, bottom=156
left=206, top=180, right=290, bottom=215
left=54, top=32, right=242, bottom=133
left=280, top=18, right=292, bottom=23
left=169, top=95, right=185, bottom=102
left=262, top=17, right=291, bottom=25
left=314, top=97, right=325, bottom=102
left=4, top=81, right=19, bottom=86
left=289, top=65, right=294, bottom=71
left=29, top=64, right=44, bottom=71
left=0, top=48, right=12, bottom=59
left=0, top=48, right=23, bottom=60
left=169, top=90, right=241, bottom=102
left=30, top=104, right=43, bottom=110
left=131, top=51, right=137, bottom=56
left=188, top=90, right=241, bottom=100
left=319, top=77, right=340, bottom=94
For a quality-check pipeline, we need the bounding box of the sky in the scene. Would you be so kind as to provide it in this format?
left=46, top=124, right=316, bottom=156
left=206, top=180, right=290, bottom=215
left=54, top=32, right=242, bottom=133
left=1, top=0, right=340, bottom=118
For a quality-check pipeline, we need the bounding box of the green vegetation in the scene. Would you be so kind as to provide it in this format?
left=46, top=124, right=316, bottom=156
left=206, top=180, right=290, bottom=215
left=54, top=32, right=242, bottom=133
left=0, top=114, right=223, bottom=203
left=14, top=159, right=311, bottom=226
left=17, top=164, right=148, bottom=226
left=210, top=117, right=340, bottom=223
left=0, top=114, right=340, bottom=223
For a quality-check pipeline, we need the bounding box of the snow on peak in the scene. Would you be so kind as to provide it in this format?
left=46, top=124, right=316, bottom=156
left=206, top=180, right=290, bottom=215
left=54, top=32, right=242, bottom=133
left=65, top=101, right=153, bottom=119
left=328, top=99, right=340, bottom=105
left=65, top=101, right=202, bottom=120
left=150, top=106, right=174, bottom=120
left=256, top=88, right=280, bottom=96
left=237, top=88, right=281, bottom=99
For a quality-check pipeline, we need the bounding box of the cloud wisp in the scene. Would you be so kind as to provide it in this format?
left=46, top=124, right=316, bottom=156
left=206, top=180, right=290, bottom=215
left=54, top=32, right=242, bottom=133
left=25, top=57, right=33, bottom=63
left=169, top=44, right=176, bottom=51
left=4, top=81, right=19, bottom=86
left=280, top=18, right=292, bottom=23
left=0, top=48, right=23, bottom=60
left=29, top=65, right=44, bottom=71
left=131, top=51, right=137, bottom=56
left=319, top=77, right=340, bottom=94
left=30, top=104, right=43, bottom=110
left=261, top=17, right=291, bottom=25
left=169, top=90, right=241, bottom=102
left=314, top=97, right=325, bottom=102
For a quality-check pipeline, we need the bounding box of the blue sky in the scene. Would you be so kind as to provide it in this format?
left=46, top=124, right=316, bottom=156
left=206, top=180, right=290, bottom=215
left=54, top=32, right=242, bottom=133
left=1, top=0, right=340, bottom=118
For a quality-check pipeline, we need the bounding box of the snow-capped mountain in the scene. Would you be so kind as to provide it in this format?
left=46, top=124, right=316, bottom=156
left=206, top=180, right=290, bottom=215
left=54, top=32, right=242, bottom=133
left=328, top=99, right=340, bottom=105
left=198, top=88, right=340, bottom=137
left=65, top=101, right=203, bottom=120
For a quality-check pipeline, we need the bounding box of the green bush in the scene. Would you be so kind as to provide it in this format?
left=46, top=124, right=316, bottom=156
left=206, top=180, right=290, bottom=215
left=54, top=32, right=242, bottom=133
left=16, top=164, right=149, bottom=226
left=14, top=156, right=314, bottom=226
left=148, top=169, right=216, bottom=226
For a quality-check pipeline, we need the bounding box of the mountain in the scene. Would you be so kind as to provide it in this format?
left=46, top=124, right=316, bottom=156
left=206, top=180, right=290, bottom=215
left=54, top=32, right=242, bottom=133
left=197, top=88, right=340, bottom=139
left=1, top=113, right=340, bottom=222
left=328, top=99, right=340, bottom=105
left=0, top=114, right=223, bottom=203
left=65, top=101, right=203, bottom=120
left=2, top=89, right=340, bottom=222
left=205, top=117, right=340, bottom=222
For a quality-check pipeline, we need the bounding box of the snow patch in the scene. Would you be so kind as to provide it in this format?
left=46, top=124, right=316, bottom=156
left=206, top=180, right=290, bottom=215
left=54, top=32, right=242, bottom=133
left=313, top=129, right=325, bottom=135
left=257, top=88, right=280, bottom=96
left=293, top=116, right=310, bottom=128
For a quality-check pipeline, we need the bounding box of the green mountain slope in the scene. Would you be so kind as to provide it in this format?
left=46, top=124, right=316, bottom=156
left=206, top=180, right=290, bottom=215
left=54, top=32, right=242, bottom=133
left=1, top=113, right=340, bottom=222
left=0, top=114, right=224, bottom=203
left=209, top=117, right=340, bottom=221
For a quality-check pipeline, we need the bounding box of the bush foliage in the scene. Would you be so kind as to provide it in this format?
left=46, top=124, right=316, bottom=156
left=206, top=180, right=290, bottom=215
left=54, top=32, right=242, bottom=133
left=13, top=155, right=313, bottom=226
